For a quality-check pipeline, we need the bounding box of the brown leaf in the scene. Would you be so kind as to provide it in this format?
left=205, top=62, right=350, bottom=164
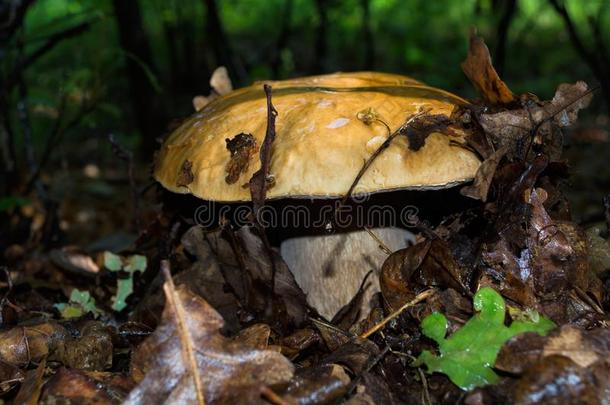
left=39, top=367, right=132, bottom=404
left=13, top=359, right=45, bottom=405
left=125, top=284, right=294, bottom=404
left=178, top=226, right=243, bottom=332
left=176, top=159, right=194, bottom=188
left=460, top=146, right=508, bottom=202
left=284, top=365, right=350, bottom=404
left=513, top=355, right=608, bottom=405
left=224, top=133, right=258, bottom=184
left=478, top=82, right=592, bottom=158
left=0, top=322, right=68, bottom=367
left=542, top=326, right=610, bottom=368
left=62, top=321, right=113, bottom=371
left=461, top=33, right=515, bottom=105
left=235, top=226, right=309, bottom=328
left=0, top=360, right=23, bottom=394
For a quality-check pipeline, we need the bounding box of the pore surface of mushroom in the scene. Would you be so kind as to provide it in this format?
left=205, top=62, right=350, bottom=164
left=155, top=71, right=480, bottom=319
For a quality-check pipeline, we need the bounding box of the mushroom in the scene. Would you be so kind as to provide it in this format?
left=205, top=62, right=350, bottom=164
left=155, top=72, right=480, bottom=319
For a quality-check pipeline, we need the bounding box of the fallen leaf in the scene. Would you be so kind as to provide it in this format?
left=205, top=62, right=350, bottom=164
left=0, top=322, right=68, bottom=367
left=513, top=355, right=608, bottom=405
left=13, top=358, right=45, bottom=405
left=414, top=287, right=554, bottom=390
left=460, top=146, right=508, bottom=202
left=461, top=32, right=515, bottom=105
left=39, top=367, right=134, bottom=404
left=125, top=284, right=294, bottom=404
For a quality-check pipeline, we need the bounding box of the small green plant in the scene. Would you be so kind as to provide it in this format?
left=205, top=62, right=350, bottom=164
left=413, top=287, right=555, bottom=390
left=55, top=289, right=101, bottom=318
left=103, top=251, right=147, bottom=311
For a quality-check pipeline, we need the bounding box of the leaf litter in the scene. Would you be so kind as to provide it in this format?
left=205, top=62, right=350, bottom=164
left=1, top=33, right=609, bottom=405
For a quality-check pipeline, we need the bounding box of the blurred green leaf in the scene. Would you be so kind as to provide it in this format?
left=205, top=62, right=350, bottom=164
left=112, top=277, right=134, bottom=312
left=55, top=288, right=101, bottom=318
left=103, top=251, right=123, bottom=272
left=413, top=287, right=555, bottom=391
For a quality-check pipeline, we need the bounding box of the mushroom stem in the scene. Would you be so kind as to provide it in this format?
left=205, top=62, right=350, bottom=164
left=280, top=227, right=414, bottom=319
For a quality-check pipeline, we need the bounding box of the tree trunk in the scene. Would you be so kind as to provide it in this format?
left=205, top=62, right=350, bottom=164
left=204, top=0, right=246, bottom=85
left=493, top=0, right=518, bottom=77
left=361, top=0, right=374, bottom=70
left=112, top=0, right=167, bottom=157
left=312, top=0, right=328, bottom=73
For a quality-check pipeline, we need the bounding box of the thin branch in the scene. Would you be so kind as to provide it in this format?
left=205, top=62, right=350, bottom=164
left=5, top=21, right=92, bottom=90
left=161, top=261, right=206, bottom=405
left=360, top=289, right=435, bottom=339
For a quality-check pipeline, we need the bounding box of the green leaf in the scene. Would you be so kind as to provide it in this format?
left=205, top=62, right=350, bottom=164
left=112, top=277, right=134, bottom=312
left=413, top=287, right=555, bottom=391
left=123, top=255, right=147, bottom=274
left=103, top=251, right=123, bottom=272
left=54, top=288, right=101, bottom=318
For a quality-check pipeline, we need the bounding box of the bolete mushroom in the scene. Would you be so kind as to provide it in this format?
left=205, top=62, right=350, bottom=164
left=155, top=72, right=480, bottom=319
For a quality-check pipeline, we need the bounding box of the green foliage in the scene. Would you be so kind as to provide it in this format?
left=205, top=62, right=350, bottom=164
left=55, top=288, right=101, bottom=319
left=103, top=252, right=147, bottom=311
left=413, top=287, right=555, bottom=391
left=0, top=196, right=31, bottom=213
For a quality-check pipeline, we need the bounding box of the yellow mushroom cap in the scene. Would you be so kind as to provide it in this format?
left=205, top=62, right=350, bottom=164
left=154, top=71, right=481, bottom=202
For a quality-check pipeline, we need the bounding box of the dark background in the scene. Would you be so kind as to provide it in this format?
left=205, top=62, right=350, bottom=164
left=2, top=0, right=609, bottom=245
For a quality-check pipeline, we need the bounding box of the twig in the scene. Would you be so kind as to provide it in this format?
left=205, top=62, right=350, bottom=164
left=345, top=346, right=390, bottom=397
left=548, top=0, right=610, bottom=106
left=161, top=260, right=206, bottom=405
left=5, top=21, right=92, bottom=90
left=260, top=386, right=291, bottom=405
left=107, top=134, right=141, bottom=231
left=248, top=85, right=279, bottom=297
left=364, top=227, right=393, bottom=255
left=360, top=289, right=435, bottom=339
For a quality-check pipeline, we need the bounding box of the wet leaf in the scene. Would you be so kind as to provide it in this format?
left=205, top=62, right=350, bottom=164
left=13, top=359, right=45, bottom=405
left=460, top=146, right=508, bottom=202
left=414, top=287, right=554, bottom=390
left=125, top=283, right=294, bottom=404
left=461, top=32, right=515, bottom=105
left=0, top=322, right=68, bottom=367
left=40, top=367, right=133, bottom=404
left=513, top=355, right=608, bottom=405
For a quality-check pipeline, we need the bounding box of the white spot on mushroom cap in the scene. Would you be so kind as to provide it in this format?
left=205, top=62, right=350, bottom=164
left=317, top=99, right=333, bottom=108
left=366, top=135, right=387, bottom=152
left=326, top=118, right=350, bottom=129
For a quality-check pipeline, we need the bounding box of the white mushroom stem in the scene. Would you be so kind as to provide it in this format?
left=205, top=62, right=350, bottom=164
left=280, top=227, right=414, bottom=320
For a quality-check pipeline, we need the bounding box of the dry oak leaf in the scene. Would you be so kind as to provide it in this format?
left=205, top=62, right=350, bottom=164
left=125, top=285, right=294, bottom=404
left=461, top=33, right=515, bottom=105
